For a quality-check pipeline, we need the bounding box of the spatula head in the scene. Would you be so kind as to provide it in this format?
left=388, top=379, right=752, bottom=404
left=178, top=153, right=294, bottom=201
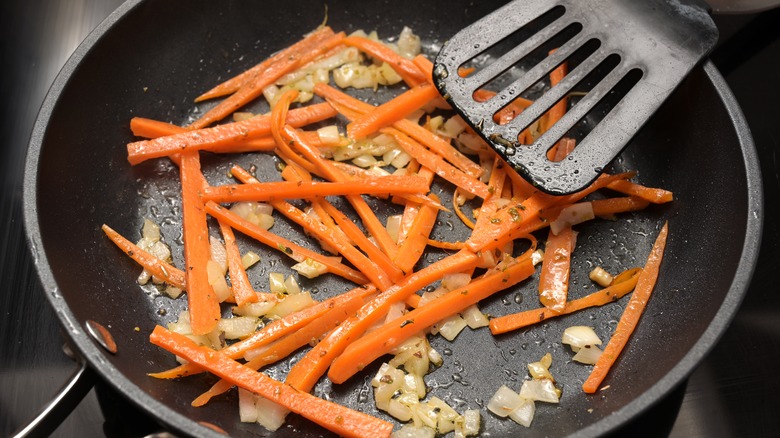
left=433, top=0, right=718, bottom=195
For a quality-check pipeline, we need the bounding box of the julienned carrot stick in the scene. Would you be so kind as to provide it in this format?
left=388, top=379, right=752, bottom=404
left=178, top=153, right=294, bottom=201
left=607, top=179, right=674, bottom=204
left=383, top=127, right=491, bottom=199
left=313, top=83, right=484, bottom=179
left=552, top=137, right=576, bottom=162
left=346, top=82, right=440, bottom=140
left=342, top=36, right=427, bottom=87
left=284, top=249, right=480, bottom=392
left=179, top=152, right=221, bottom=336
left=149, top=326, right=393, bottom=438
left=543, top=53, right=569, bottom=160
left=283, top=127, right=401, bottom=260
left=190, top=31, right=346, bottom=129
left=582, top=223, right=668, bottom=393
left=129, top=117, right=276, bottom=152
left=204, top=201, right=368, bottom=285
left=393, top=193, right=440, bottom=274
left=191, top=290, right=368, bottom=407
left=201, top=176, right=429, bottom=203
left=591, top=196, right=651, bottom=218
left=194, top=27, right=336, bottom=102
left=101, top=224, right=186, bottom=289
left=328, top=256, right=535, bottom=383
left=271, top=89, right=319, bottom=174
left=127, top=103, right=337, bottom=165
left=218, top=221, right=258, bottom=307
left=151, top=285, right=376, bottom=380
left=538, top=225, right=577, bottom=312
left=489, top=268, right=642, bottom=335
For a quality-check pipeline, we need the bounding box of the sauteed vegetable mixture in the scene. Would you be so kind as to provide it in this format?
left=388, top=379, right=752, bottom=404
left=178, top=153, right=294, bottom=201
left=103, top=24, right=670, bottom=437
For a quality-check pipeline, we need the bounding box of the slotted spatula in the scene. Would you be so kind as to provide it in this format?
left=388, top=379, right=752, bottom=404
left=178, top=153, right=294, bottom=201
left=433, top=0, right=718, bottom=195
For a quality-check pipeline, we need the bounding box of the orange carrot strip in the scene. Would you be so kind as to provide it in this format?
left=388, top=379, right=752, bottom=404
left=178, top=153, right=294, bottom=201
left=283, top=127, right=400, bottom=259
left=330, top=162, right=445, bottom=210
left=149, top=326, right=393, bottom=438
left=190, top=31, right=345, bottom=129
left=583, top=223, right=668, bottom=393
left=201, top=176, right=429, bottom=203
left=179, top=152, right=220, bottom=335
left=127, top=103, right=336, bottom=165
left=543, top=54, right=569, bottom=159
left=346, top=82, right=439, bottom=140
left=552, top=137, right=576, bottom=162
left=271, top=89, right=319, bottom=174
left=606, top=179, right=674, bottom=204
left=384, top=127, right=491, bottom=199
left=411, top=54, right=434, bottom=84
left=393, top=193, right=440, bottom=274
left=538, top=225, right=577, bottom=312
left=285, top=249, right=480, bottom=392
left=591, top=196, right=651, bottom=218
left=328, top=256, right=535, bottom=383
left=195, top=27, right=336, bottom=102
left=101, top=224, right=186, bottom=289
left=151, top=285, right=376, bottom=380
left=489, top=268, right=642, bottom=334
left=218, top=222, right=258, bottom=306
left=342, top=36, right=427, bottom=87
left=314, top=83, right=484, bottom=179
left=191, top=291, right=367, bottom=407
left=205, top=201, right=368, bottom=285
left=426, top=239, right=466, bottom=250
left=129, top=117, right=276, bottom=152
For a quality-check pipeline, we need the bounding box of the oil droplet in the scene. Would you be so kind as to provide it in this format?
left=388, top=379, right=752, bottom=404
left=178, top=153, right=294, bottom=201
left=514, top=293, right=523, bottom=304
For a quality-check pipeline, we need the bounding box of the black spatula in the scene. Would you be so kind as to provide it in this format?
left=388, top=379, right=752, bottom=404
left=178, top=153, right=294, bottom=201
left=433, top=0, right=718, bottom=195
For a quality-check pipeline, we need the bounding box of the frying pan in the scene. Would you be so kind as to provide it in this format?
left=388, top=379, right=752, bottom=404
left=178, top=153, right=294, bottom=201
left=22, top=0, right=762, bottom=436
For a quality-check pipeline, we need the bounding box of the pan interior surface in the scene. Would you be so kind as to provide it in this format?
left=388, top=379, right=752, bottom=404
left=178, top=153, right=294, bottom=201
left=25, top=0, right=760, bottom=436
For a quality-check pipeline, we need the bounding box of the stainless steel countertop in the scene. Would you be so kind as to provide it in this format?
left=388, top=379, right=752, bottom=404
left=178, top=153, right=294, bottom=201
left=2, top=1, right=778, bottom=436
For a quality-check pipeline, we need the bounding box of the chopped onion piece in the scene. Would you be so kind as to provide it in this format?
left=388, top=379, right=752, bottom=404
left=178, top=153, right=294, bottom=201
left=441, top=273, right=471, bottom=291
left=461, top=305, right=489, bottom=329
left=168, top=311, right=192, bottom=335
left=232, top=112, right=255, bottom=122
left=385, top=300, right=406, bottom=324
left=572, top=344, right=603, bottom=365
left=352, top=153, right=378, bottom=168
left=392, top=424, right=435, bottom=438
left=283, top=275, right=301, bottom=295
left=589, top=266, right=614, bottom=287
left=487, top=385, right=523, bottom=417
left=550, top=202, right=595, bottom=235
left=562, top=326, right=603, bottom=352
left=508, top=398, right=535, bottom=427
left=519, top=379, right=560, bottom=404
left=206, top=260, right=231, bottom=302
left=386, top=214, right=403, bottom=244
left=440, top=116, right=468, bottom=139
left=387, top=398, right=413, bottom=422
left=142, top=218, right=161, bottom=241
left=268, top=272, right=286, bottom=294
left=241, top=251, right=261, bottom=269
left=238, top=388, right=258, bottom=423
left=218, top=316, right=258, bottom=339
left=531, top=249, right=545, bottom=266
left=254, top=394, right=290, bottom=431
left=460, top=409, right=481, bottom=436
left=164, top=285, right=183, bottom=299
left=397, top=26, right=421, bottom=59
left=432, top=314, right=468, bottom=341
left=379, top=62, right=403, bottom=85
left=209, top=236, right=227, bottom=273
left=428, top=347, right=443, bottom=366
left=316, top=125, right=341, bottom=147
left=291, top=258, right=328, bottom=279
left=270, top=292, right=314, bottom=318
left=233, top=301, right=275, bottom=318
left=527, top=360, right=554, bottom=381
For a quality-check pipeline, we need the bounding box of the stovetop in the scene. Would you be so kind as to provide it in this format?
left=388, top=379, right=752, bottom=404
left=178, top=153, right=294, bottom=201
left=2, top=1, right=779, bottom=436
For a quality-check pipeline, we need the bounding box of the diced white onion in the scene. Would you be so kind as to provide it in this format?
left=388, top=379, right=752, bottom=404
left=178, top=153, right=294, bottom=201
left=238, top=388, right=258, bottom=423
left=142, top=218, right=161, bottom=241
left=386, top=214, right=403, bottom=244
left=218, top=316, right=258, bottom=339
left=550, top=202, right=595, bottom=235
left=562, top=326, right=603, bottom=352
left=508, top=398, right=535, bottom=427
left=460, top=409, right=481, bottom=436
left=268, top=272, right=286, bottom=294
left=270, top=292, right=314, bottom=317
left=433, top=314, right=468, bottom=341
left=391, top=424, right=435, bottom=438
left=206, top=260, right=232, bottom=302
left=397, top=26, right=421, bottom=59
left=291, top=258, right=328, bottom=279
left=352, top=154, right=378, bottom=168
left=164, top=285, right=183, bottom=299
left=254, top=394, right=290, bottom=431
left=428, top=347, right=443, bottom=366
left=241, top=251, right=261, bottom=269
left=441, top=273, right=471, bottom=291
left=531, top=249, right=545, bottom=266
left=233, top=301, right=276, bottom=318
left=209, top=236, right=228, bottom=273
left=519, top=379, right=560, bottom=404
left=317, top=125, right=341, bottom=147
left=589, top=266, right=613, bottom=287
left=527, top=360, right=554, bottom=381
left=572, top=344, right=603, bottom=365
left=168, top=311, right=192, bottom=335
left=487, top=385, right=523, bottom=417
left=440, top=116, right=468, bottom=139
left=283, top=275, right=301, bottom=295
left=379, top=62, right=403, bottom=85
left=461, top=305, right=489, bottom=329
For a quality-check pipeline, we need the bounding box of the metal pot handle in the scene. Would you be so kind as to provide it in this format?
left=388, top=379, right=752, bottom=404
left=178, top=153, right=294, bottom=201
left=11, top=361, right=96, bottom=438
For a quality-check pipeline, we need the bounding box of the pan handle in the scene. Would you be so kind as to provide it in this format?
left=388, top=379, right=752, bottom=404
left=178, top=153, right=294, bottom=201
left=11, top=361, right=96, bottom=438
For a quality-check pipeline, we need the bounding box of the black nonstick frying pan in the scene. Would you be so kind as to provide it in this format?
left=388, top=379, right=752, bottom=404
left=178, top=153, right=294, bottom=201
left=22, top=0, right=762, bottom=436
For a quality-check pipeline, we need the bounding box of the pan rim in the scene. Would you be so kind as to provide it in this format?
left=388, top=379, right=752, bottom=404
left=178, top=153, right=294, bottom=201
left=21, top=1, right=763, bottom=436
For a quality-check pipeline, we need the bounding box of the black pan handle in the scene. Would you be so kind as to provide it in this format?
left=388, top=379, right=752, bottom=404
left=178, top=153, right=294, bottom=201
left=11, top=361, right=96, bottom=438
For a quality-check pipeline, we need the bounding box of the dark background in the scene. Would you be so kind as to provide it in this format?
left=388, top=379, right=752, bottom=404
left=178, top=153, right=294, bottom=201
left=1, top=1, right=778, bottom=436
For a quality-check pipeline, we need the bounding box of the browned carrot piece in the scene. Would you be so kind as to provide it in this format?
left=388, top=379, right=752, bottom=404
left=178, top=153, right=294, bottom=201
left=191, top=290, right=367, bottom=407
left=591, top=196, right=651, bottom=218
left=201, top=177, right=429, bottom=203
left=101, top=224, right=186, bottom=289
left=538, top=225, right=577, bottom=312
left=284, top=249, right=480, bottom=392
left=342, top=36, right=427, bottom=87
left=582, top=223, right=668, bottom=393
left=205, top=201, right=368, bottom=285
left=218, top=221, right=258, bottom=307
left=328, top=256, right=535, bottom=383
left=194, top=27, right=336, bottom=102
left=179, top=152, right=220, bottom=335
left=127, top=103, right=336, bottom=165
left=149, top=326, right=394, bottom=438
left=607, top=179, right=674, bottom=204
left=346, top=83, right=440, bottom=140
left=489, top=268, right=642, bottom=334
left=189, top=31, right=345, bottom=129
left=393, top=193, right=440, bottom=274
